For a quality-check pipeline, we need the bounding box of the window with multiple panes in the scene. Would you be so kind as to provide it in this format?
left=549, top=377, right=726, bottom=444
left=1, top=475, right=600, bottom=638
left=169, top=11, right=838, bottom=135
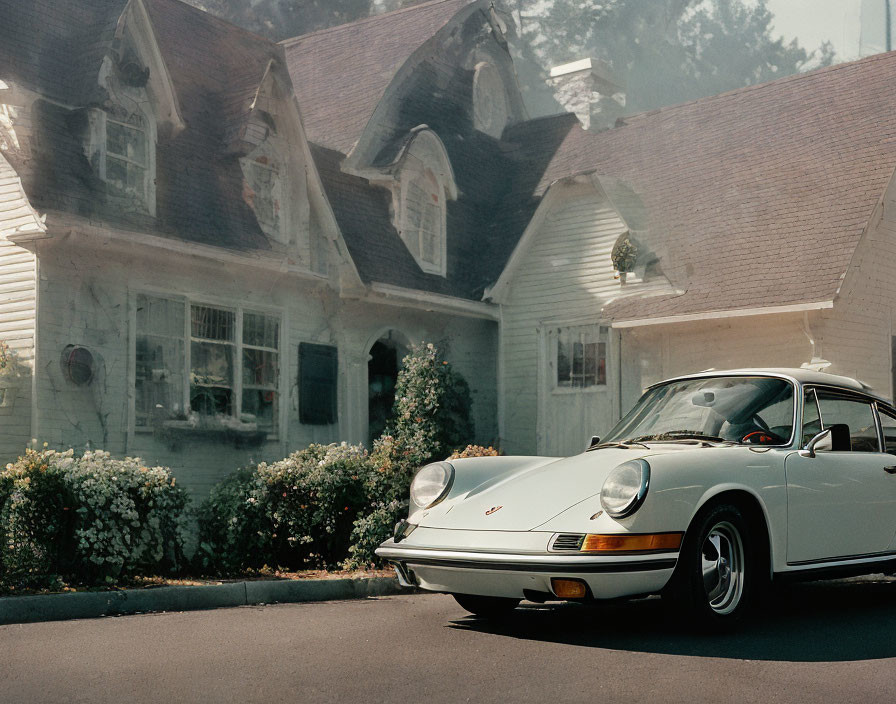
left=105, top=115, right=148, bottom=196
left=135, top=294, right=184, bottom=429
left=135, top=294, right=280, bottom=433
left=247, top=159, right=281, bottom=233
left=556, top=326, right=608, bottom=389
left=402, top=171, right=443, bottom=273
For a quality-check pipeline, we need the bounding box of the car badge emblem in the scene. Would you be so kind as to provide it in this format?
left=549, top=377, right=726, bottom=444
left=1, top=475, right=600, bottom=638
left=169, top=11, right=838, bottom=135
left=485, top=506, right=503, bottom=516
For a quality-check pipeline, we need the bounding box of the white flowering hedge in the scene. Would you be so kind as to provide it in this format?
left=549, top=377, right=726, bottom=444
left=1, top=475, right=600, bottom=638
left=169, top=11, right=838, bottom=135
left=0, top=449, right=189, bottom=589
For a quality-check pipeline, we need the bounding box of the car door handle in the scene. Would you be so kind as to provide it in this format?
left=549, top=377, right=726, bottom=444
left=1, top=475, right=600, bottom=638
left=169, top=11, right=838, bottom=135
left=885, top=466, right=896, bottom=474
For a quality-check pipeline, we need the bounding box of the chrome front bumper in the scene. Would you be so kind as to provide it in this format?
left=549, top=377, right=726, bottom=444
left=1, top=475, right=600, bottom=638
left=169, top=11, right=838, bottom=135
left=377, top=541, right=678, bottom=600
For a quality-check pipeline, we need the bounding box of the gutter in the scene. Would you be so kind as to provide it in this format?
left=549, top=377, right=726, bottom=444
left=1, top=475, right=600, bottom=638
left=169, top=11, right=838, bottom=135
left=611, top=300, right=834, bottom=329
left=362, top=282, right=500, bottom=321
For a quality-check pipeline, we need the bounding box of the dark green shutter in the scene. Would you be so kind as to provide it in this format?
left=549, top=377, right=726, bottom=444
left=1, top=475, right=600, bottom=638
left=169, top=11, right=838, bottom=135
left=299, top=343, right=338, bottom=425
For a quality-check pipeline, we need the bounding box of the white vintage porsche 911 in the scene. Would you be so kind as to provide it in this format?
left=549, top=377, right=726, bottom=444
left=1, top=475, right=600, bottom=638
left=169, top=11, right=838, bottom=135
left=377, top=368, right=896, bottom=627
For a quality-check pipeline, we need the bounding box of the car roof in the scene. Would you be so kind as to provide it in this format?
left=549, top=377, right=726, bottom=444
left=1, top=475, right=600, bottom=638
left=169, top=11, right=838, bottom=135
left=652, top=368, right=893, bottom=405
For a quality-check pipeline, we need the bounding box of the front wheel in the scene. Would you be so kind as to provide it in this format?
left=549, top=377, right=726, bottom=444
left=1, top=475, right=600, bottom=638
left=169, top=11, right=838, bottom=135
left=453, top=593, right=520, bottom=618
left=666, top=503, right=754, bottom=629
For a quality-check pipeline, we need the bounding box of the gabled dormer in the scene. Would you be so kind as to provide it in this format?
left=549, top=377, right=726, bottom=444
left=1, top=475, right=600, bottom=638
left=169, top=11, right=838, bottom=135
left=83, top=0, right=184, bottom=217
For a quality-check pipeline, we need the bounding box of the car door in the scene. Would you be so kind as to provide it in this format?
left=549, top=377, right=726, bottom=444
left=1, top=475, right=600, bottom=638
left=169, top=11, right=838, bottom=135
left=785, top=388, right=896, bottom=564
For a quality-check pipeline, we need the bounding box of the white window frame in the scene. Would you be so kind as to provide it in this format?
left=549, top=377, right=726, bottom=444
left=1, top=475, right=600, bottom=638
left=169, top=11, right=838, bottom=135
left=399, top=167, right=447, bottom=276
left=552, top=325, right=609, bottom=393
left=240, top=128, right=290, bottom=246
left=129, top=291, right=284, bottom=441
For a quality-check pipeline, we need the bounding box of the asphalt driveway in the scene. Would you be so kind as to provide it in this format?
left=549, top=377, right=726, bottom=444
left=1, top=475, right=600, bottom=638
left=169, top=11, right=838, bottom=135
left=2, top=577, right=895, bottom=703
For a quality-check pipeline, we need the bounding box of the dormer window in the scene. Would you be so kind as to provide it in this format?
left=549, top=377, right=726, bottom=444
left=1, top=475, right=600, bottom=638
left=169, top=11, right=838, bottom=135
left=473, top=62, right=509, bottom=138
left=245, top=156, right=281, bottom=234
left=240, top=113, right=289, bottom=245
left=395, top=128, right=457, bottom=277
left=404, top=171, right=443, bottom=271
left=105, top=113, right=148, bottom=196
left=86, top=102, right=156, bottom=214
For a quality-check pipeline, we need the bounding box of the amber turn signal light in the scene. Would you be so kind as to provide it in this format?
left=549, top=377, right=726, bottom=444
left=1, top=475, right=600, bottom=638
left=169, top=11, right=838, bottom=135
left=580, top=532, right=683, bottom=553
left=551, top=578, right=588, bottom=599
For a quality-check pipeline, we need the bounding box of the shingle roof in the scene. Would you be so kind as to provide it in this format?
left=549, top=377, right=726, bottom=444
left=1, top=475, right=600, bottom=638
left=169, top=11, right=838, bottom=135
left=505, top=52, right=896, bottom=321
left=282, top=0, right=474, bottom=155
left=0, top=0, right=287, bottom=251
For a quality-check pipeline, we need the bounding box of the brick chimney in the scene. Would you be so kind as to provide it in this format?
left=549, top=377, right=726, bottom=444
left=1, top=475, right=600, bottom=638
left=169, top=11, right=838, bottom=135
left=547, top=58, right=625, bottom=132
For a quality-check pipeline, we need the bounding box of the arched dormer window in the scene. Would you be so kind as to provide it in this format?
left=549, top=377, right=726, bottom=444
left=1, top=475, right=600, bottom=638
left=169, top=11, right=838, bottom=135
left=240, top=112, right=288, bottom=245
left=396, top=128, right=457, bottom=276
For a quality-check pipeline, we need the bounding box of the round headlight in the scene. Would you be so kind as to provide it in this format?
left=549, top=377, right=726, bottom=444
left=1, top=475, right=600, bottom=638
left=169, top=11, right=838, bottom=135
left=410, top=461, right=455, bottom=509
left=600, top=459, right=650, bottom=519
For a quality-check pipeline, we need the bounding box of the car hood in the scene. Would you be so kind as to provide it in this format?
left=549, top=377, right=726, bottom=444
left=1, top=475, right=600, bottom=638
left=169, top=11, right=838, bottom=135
left=421, top=448, right=638, bottom=531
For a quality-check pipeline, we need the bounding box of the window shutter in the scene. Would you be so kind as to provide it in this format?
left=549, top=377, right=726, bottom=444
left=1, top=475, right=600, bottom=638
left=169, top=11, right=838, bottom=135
left=299, top=343, right=338, bottom=425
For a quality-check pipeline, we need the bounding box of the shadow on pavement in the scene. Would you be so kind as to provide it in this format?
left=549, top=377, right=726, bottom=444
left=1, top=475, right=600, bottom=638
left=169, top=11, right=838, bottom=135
left=447, top=578, right=896, bottom=662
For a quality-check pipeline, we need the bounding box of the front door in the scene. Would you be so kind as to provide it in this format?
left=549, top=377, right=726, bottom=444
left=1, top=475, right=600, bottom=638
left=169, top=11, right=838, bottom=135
left=537, top=324, right=617, bottom=456
left=785, top=389, right=896, bottom=564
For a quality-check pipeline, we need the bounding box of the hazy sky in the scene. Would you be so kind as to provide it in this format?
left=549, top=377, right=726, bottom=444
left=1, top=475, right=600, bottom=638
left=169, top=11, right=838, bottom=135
left=767, top=0, right=863, bottom=60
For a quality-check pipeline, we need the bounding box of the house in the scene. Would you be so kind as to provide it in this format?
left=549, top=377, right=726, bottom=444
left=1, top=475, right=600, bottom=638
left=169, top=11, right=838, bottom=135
left=487, top=53, right=896, bottom=455
left=4, top=0, right=896, bottom=492
left=0, top=0, right=509, bottom=496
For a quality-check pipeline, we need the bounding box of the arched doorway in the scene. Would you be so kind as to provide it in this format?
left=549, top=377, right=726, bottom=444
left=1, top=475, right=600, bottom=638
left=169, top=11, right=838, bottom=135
left=367, top=331, right=409, bottom=445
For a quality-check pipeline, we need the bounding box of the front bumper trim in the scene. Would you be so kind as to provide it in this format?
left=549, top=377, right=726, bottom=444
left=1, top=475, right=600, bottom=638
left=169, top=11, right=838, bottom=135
left=377, top=543, right=677, bottom=574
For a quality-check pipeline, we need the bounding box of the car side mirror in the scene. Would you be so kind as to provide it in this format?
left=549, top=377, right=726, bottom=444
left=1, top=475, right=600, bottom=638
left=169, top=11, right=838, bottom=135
left=800, top=423, right=851, bottom=457
left=587, top=435, right=600, bottom=450
left=800, top=429, right=831, bottom=458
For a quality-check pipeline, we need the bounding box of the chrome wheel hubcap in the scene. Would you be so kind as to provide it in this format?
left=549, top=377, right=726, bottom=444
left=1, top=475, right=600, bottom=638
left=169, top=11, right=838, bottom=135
left=700, top=521, right=744, bottom=615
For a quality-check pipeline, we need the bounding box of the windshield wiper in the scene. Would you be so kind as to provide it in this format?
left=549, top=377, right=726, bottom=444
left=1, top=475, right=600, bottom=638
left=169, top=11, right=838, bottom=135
left=588, top=440, right=651, bottom=451
left=631, top=431, right=728, bottom=444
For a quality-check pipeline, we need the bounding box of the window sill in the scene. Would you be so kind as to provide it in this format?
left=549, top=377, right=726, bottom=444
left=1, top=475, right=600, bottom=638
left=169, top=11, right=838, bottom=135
left=150, top=419, right=270, bottom=450
left=551, top=386, right=609, bottom=396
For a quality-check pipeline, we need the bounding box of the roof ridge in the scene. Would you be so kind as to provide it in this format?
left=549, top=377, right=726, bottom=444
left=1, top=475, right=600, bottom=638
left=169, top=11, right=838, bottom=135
left=280, top=0, right=474, bottom=46
left=618, top=49, right=896, bottom=127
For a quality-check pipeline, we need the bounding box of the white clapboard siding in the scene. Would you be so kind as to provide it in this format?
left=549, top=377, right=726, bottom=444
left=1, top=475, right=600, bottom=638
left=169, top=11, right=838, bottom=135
left=0, top=153, right=40, bottom=460
left=500, top=187, right=669, bottom=455
left=819, top=191, right=896, bottom=398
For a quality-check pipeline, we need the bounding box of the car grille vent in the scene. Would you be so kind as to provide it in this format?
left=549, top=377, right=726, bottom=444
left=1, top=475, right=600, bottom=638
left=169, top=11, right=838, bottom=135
left=551, top=533, right=585, bottom=551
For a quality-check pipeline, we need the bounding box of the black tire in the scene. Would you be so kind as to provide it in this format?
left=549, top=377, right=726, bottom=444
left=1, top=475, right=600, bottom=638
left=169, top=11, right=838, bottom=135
left=453, top=593, right=520, bottom=618
left=665, top=503, right=756, bottom=630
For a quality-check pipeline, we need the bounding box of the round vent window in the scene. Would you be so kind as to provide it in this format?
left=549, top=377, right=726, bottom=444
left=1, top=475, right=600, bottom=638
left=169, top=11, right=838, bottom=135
left=61, top=345, right=95, bottom=386
left=472, top=62, right=509, bottom=138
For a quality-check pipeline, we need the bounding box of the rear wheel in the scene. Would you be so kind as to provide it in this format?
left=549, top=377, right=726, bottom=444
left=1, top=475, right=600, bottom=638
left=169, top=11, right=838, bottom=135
left=666, top=503, right=755, bottom=630
left=453, top=593, right=520, bottom=618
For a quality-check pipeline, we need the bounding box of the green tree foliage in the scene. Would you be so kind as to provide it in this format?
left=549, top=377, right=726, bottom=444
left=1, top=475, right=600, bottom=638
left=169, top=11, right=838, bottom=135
left=187, top=0, right=373, bottom=41
left=514, top=0, right=835, bottom=115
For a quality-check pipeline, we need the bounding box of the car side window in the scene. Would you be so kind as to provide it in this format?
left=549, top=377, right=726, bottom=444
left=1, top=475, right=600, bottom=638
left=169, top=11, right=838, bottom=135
left=878, top=407, right=896, bottom=455
left=816, top=392, right=880, bottom=452
left=801, top=389, right=821, bottom=446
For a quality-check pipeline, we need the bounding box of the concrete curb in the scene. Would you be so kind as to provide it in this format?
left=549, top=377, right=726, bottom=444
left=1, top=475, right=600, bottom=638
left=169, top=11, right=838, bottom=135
left=0, top=576, right=406, bottom=626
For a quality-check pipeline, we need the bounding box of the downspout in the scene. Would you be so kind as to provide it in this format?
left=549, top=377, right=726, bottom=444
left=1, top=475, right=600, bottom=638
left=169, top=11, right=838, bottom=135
left=801, top=311, right=817, bottom=360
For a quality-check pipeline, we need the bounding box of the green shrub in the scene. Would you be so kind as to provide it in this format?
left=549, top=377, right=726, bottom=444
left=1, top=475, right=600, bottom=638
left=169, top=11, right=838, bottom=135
left=386, top=342, right=473, bottom=471
left=0, top=449, right=189, bottom=590
left=344, top=344, right=475, bottom=568
left=197, top=443, right=375, bottom=572
left=199, top=342, right=478, bottom=573
left=194, top=467, right=267, bottom=574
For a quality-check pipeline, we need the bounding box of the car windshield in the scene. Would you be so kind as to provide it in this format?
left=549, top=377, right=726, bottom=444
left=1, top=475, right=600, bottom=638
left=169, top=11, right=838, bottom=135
left=601, top=376, right=795, bottom=446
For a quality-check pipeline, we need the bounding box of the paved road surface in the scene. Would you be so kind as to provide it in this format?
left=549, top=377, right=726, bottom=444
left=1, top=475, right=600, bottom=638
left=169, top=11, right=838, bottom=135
left=2, top=579, right=896, bottom=703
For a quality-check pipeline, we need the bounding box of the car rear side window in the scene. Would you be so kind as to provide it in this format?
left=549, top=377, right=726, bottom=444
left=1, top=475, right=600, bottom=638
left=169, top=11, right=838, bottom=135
left=815, top=391, right=880, bottom=452
left=878, top=406, right=896, bottom=455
